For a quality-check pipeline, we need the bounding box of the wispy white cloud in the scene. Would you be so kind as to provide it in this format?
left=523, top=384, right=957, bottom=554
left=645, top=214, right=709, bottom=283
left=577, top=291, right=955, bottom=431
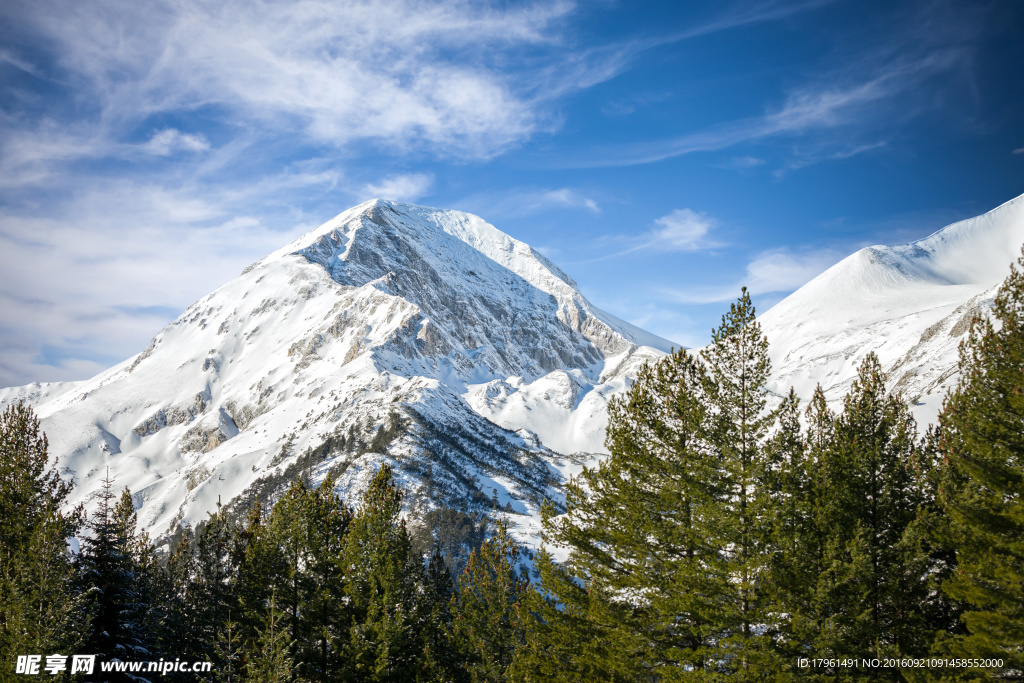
left=718, top=155, right=766, bottom=170
left=0, top=48, right=40, bottom=76
left=772, top=141, right=887, bottom=178
left=662, top=247, right=842, bottom=304
left=1013, top=147, right=1024, bottom=155
left=7, top=0, right=580, bottom=161
left=563, top=18, right=973, bottom=170
left=575, top=208, right=721, bottom=264
left=362, top=173, right=435, bottom=202
left=460, top=187, right=601, bottom=218
left=141, top=129, right=211, bottom=156
left=647, top=209, right=717, bottom=251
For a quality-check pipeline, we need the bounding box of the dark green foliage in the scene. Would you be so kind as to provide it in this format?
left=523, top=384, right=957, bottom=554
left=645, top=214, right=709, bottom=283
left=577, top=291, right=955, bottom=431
left=793, top=356, right=937, bottom=680
left=521, top=346, right=726, bottom=680
left=10, top=263, right=1024, bottom=682
left=340, top=464, right=427, bottom=682
left=700, top=287, right=779, bottom=677
left=412, top=507, right=489, bottom=577
left=937, top=248, right=1024, bottom=677
left=0, top=401, right=87, bottom=665
left=79, top=475, right=155, bottom=677
left=452, top=522, right=528, bottom=683
left=245, top=592, right=293, bottom=683
left=420, top=548, right=461, bottom=682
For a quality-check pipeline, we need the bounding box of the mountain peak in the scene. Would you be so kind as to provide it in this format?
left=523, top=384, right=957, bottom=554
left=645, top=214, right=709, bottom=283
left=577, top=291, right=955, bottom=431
left=761, top=191, right=1024, bottom=421
left=5, top=200, right=673, bottom=545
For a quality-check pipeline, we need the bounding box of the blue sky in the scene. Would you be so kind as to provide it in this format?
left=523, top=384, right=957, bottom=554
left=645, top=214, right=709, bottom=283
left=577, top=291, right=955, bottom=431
left=1, top=0, right=1022, bottom=387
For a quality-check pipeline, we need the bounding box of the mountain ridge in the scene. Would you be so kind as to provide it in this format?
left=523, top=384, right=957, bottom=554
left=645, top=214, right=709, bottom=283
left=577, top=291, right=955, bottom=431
left=0, top=200, right=671, bottom=548
left=761, top=191, right=1024, bottom=421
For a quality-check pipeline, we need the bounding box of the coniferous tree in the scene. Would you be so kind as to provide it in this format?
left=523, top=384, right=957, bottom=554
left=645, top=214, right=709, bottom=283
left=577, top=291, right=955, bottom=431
left=451, top=522, right=528, bottom=683
left=246, top=591, right=293, bottom=683
left=776, top=387, right=835, bottom=673
left=191, top=504, right=237, bottom=662
left=300, top=474, right=353, bottom=682
left=234, top=504, right=275, bottom=652
left=213, top=612, right=244, bottom=683
left=419, top=547, right=461, bottom=682
left=761, top=388, right=810, bottom=679
left=340, top=463, right=426, bottom=682
left=700, top=287, right=779, bottom=679
left=937, top=248, right=1024, bottom=677
left=0, top=401, right=87, bottom=666
left=79, top=478, right=154, bottom=678
left=800, top=355, right=934, bottom=680
left=154, top=532, right=204, bottom=680
left=519, top=347, right=725, bottom=680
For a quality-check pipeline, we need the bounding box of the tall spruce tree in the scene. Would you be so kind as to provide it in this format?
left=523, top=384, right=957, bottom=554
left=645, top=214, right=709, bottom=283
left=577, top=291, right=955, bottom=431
left=192, top=503, right=237, bottom=661
left=776, top=387, right=835, bottom=673
left=762, top=388, right=813, bottom=679
left=79, top=477, right=155, bottom=678
left=0, top=401, right=87, bottom=666
left=700, top=287, right=778, bottom=679
left=937, top=248, right=1024, bottom=677
left=340, top=463, right=427, bottom=682
left=519, top=347, right=727, bottom=680
left=420, top=547, right=461, bottom=682
left=451, top=522, right=528, bottom=683
left=246, top=591, right=294, bottom=683
left=803, top=354, right=934, bottom=680
left=293, top=473, right=352, bottom=682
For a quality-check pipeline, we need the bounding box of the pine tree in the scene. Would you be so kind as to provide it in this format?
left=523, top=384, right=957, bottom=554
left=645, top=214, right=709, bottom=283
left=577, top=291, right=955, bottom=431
left=246, top=591, right=293, bottom=683
left=451, top=522, right=528, bottom=683
left=800, top=355, right=934, bottom=680
left=191, top=503, right=237, bottom=662
left=937, top=247, right=1024, bottom=676
left=340, top=463, right=427, bottom=682
left=79, top=476, right=154, bottom=675
left=154, top=532, right=203, bottom=679
left=700, top=287, right=778, bottom=678
left=775, top=387, right=835, bottom=674
left=519, top=347, right=727, bottom=680
left=0, top=401, right=87, bottom=663
left=233, top=503, right=276, bottom=651
left=213, top=612, right=244, bottom=683
left=419, top=547, right=461, bottom=682
left=761, top=388, right=811, bottom=679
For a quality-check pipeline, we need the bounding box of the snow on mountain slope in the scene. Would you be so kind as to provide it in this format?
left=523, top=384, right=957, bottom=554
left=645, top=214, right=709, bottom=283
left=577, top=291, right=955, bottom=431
left=761, top=192, right=1024, bottom=423
left=3, top=200, right=673, bottom=546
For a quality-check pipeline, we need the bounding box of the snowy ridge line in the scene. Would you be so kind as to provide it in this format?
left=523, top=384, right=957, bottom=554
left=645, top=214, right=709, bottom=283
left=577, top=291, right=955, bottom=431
left=0, top=200, right=673, bottom=551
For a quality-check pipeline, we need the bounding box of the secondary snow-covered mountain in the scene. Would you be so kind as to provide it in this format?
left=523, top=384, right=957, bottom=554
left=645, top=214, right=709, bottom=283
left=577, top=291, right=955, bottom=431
left=760, top=193, right=1024, bottom=424
left=0, top=200, right=672, bottom=545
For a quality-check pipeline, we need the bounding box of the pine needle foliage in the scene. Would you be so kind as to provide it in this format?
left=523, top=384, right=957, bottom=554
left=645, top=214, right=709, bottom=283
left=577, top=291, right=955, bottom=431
left=0, top=401, right=87, bottom=666
left=700, top=287, right=779, bottom=679
left=452, top=522, right=528, bottom=683
left=521, top=345, right=727, bottom=680
left=937, top=247, right=1024, bottom=678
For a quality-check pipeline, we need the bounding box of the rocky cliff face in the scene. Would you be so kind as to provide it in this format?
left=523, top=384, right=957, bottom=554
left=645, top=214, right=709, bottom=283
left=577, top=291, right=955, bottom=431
left=0, top=200, right=672, bottom=546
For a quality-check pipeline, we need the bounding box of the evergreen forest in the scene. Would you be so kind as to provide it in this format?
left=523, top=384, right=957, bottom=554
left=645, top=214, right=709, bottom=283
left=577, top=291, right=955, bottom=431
left=2, top=251, right=1023, bottom=682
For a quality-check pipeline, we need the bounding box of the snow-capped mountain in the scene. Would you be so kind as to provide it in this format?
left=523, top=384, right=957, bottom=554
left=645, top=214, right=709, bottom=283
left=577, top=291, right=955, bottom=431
left=5, top=193, right=1021, bottom=546
left=0, top=200, right=672, bottom=545
left=760, top=193, right=1024, bottom=424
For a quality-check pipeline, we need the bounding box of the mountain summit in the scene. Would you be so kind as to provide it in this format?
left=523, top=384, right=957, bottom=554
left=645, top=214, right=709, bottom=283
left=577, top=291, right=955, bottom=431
left=1, top=200, right=672, bottom=543
left=761, top=192, right=1024, bottom=422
